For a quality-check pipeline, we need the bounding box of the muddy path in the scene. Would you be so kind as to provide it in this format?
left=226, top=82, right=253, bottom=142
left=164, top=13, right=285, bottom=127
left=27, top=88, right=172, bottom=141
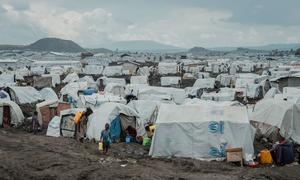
left=0, top=128, right=299, bottom=180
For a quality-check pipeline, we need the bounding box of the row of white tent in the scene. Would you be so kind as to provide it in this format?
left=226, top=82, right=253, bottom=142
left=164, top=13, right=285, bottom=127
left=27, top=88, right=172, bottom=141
left=46, top=99, right=255, bottom=161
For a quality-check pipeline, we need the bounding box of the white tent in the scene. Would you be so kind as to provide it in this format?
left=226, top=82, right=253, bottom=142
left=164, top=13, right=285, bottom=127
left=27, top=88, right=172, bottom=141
left=127, top=85, right=186, bottom=104
left=103, top=66, right=123, bottom=76
left=60, top=81, right=88, bottom=101
left=50, top=66, right=64, bottom=75
left=8, top=86, right=42, bottom=104
left=41, top=74, right=61, bottom=87
left=46, top=116, right=60, bottom=137
left=160, top=76, right=181, bottom=87
left=104, top=83, right=126, bottom=97
left=40, top=88, right=58, bottom=101
left=87, top=103, right=139, bottom=141
left=0, top=74, right=15, bottom=87
left=150, top=103, right=255, bottom=160
left=31, top=66, right=46, bottom=75
left=98, top=77, right=126, bottom=86
left=137, top=66, right=150, bottom=76
left=62, top=73, right=79, bottom=83
left=0, top=100, right=24, bottom=126
left=78, top=93, right=126, bottom=108
left=127, top=100, right=162, bottom=136
left=83, top=65, right=103, bottom=75
left=158, top=62, right=178, bottom=75
left=250, top=99, right=300, bottom=143
left=193, top=78, right=215, bottom=89
left=130, top=76, right=148, bottom=85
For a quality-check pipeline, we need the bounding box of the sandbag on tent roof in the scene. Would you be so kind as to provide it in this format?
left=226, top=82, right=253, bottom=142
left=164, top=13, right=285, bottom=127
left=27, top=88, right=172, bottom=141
left=150, top=103, right=255, bottom=160
left=0, top=100, right=24, bottom=126
left=250, top=99, right=300, bottom=143
left=86, top=102, right=139, bottom=141
left=8, top=86, right=42, bottom=104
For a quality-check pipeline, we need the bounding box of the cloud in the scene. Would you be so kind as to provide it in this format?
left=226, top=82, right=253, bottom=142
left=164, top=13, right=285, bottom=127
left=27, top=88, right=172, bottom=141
left=1, top=0, right=300, bottom=48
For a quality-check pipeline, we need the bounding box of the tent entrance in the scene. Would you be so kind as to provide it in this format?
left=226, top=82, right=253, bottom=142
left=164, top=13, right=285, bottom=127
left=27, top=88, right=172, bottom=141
left=60, top=114, right=76, bottom=137
left=0, top=106, right=11, bottom=128
left=110, top=114, right=136, bottom=142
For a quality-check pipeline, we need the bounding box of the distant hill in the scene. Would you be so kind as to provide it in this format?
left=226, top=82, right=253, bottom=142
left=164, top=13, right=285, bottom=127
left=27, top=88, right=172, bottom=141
left=210, top=43, right=300, bottom=51
left=86, top=48, right=113, bottom=54
left=0, top=45, right=25, bottom=50
left=188, top=46, right=225, bottom=56
left=27, top=38, right=85, bottom=52
left=0, top=38, right=85, bottom=53
left=106, top=40, right=184, bottom=52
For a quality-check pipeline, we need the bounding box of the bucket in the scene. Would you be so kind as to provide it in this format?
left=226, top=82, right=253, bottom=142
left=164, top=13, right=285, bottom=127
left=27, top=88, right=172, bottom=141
left=125, top=136, right=132, bottom=144
left=143, top=137, right=151, bottom=147
left=260, top=149, right=273, bottom=164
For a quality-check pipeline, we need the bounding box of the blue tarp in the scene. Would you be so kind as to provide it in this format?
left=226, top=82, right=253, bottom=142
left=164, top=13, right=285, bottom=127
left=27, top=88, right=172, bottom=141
left=110, top=116, right=121, bottom=141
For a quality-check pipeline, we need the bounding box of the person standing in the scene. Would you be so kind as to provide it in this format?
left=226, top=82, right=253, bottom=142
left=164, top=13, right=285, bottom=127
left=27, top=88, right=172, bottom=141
left=32, top=111, right=39, bottom=135
left=100, top=123, right=111, bottom=155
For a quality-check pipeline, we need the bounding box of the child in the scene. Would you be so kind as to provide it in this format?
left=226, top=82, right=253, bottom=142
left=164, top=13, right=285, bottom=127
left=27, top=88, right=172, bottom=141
left=32, top=111, right=39, bottom=135
left=100, top=123, right=111, bottom=155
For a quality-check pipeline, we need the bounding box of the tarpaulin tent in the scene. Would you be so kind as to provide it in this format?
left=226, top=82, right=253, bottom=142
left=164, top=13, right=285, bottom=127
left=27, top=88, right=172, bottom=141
left=103, top=66, right=123, bottom=76
left=46, top=116, right=60, bottom=137
left=104, top=83, right=126, bottom=97
left=150, top=103, right=255, bottom=160
left=127, top=100, right=163, bottom=136
left=0, top=100, right=24, bottom=127
left=193, top=78, right=215, bottom=89
left=36, top=100, right=70, bottom=128
left=160, top=76, right=181, bottom=87
left=83, top=65, right=104, bottom=75
left=250, top=99, right=300, bottom=143
left=78, top=93, right=126, bottom=108
left=40, top=88, right=59, bottom=101
left=8, top=86, right=42, bottom=104
left=130, top=76, right=148, bottom=85
left=62, top=73, right=79, bottom=84
left=86, top=103, right=139, bottom=141
left=158, top=62, right=178, bottom=75
left=41, top=74, right=60, bottom=87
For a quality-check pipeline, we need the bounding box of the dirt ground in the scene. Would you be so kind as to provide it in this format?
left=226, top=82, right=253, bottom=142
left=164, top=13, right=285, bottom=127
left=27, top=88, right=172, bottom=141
left=1, top=128, right=300, bottom=180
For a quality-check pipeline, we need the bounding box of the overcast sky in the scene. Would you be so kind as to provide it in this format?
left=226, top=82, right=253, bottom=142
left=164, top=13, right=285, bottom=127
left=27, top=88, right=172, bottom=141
left=0, top=0, right=300, bottom=48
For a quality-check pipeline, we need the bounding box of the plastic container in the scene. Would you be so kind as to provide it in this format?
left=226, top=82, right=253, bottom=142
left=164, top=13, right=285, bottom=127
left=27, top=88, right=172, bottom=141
left=98, top=142, right=103, bottom=151
left=260, top=149, right=273, bottom=164
left=125, top=136, right=132, bottom=144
